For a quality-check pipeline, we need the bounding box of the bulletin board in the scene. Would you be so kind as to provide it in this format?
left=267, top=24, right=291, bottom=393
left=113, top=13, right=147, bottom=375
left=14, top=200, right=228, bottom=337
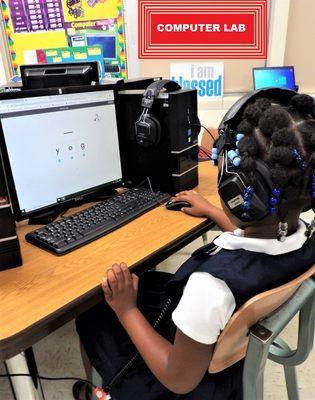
left=0, top=0, right=127, bottom=78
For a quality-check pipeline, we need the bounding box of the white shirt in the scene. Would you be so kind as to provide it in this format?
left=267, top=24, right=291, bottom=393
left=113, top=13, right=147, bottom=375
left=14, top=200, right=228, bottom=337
left=172, top=220, right=308, bottom=344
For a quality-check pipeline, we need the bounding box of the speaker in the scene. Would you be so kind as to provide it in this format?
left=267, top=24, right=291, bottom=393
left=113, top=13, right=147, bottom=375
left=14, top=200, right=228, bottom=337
left=0, top=158, right=22, bottom=270
left=117, top=86, right=200, bottom=194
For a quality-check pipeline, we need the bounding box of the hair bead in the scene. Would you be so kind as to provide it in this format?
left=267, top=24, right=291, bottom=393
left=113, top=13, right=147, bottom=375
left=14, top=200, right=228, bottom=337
left=269, top=188, right=281, bottom=214
left=292, top=149, right=307, bottom=169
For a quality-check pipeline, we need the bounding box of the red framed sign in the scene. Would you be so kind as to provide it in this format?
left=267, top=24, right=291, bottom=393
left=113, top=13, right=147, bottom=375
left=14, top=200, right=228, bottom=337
left=139, top=0, right=268, bottom=59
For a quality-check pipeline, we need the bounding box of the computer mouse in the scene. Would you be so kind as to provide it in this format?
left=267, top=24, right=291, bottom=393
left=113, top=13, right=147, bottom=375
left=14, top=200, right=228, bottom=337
left=165, top=200, right=192, bottom=211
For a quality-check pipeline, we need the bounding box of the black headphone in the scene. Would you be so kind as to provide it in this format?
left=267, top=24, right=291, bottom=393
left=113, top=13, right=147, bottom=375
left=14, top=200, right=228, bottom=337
left=215, top=87, right=297, bottom=222
left=135, top=79, right=181, bottom=147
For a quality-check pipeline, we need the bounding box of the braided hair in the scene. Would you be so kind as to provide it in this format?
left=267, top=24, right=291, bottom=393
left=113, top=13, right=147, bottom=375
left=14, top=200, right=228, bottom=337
left=236, top=94, right=315, bottom=233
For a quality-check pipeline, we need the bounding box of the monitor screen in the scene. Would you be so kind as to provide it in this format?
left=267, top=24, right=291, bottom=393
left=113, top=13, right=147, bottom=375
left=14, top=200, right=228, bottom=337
left=20, top=62, right=100, bottom=90
left=86, top=34, right=117, bottom=60
left=0, top=87, right=122, bottom=220
left=253, top=66, right=296, bottom=90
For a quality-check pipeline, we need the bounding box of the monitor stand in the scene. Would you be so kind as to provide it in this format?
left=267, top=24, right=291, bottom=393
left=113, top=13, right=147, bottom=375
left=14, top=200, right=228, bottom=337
left=28, top=208, right=65, bottom=225
left=28, top=188, right=120, bottom=225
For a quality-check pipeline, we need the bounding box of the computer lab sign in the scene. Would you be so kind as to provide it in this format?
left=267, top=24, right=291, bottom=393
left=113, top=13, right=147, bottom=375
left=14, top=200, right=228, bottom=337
left=139, top=0, right=267, bottom=59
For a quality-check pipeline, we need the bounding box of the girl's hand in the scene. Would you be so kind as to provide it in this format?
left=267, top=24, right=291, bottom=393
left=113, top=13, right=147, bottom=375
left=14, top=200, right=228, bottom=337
left=173, top=190, right=215, bottom=218
left=102, top=262, right=139, bottom=318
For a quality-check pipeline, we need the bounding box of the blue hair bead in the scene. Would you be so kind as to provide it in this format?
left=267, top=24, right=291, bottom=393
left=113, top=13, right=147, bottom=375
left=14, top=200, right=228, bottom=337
left=243, top=201, right=251, bottom=210
left=233, top=157, right=241, bottom=167
left=269, top=207, right=277, bottom=214
left=245, top=186, right=254, bottom=195
left=236, top=133, right=244, bottom=141
left=228, top=150, right=237, bottom=159
left=242, top=186, right=254, bottom=211
left=292, top=148, right=307, bottom=170
left=269, top=197, right=278, bottom=206
left=272, top=188, right=281, bottom=197
left=211, top=147, right=218, bottom=161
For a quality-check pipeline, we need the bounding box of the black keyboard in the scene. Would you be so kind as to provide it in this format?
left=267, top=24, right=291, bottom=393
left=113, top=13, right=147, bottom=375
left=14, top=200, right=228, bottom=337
left=26, top=188, right=170, bottom=255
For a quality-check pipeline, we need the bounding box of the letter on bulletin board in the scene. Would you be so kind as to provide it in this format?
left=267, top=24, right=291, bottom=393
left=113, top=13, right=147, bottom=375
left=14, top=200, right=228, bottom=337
left=0, top=0, right=127, bottom=79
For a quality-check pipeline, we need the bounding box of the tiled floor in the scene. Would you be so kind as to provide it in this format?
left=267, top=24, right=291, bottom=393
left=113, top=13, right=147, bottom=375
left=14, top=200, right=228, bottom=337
left=1, top=217, right=314, bottom=399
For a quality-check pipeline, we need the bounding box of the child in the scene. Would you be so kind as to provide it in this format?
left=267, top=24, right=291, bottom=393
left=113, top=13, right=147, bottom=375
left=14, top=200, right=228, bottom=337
left=76, top=89, right=315, bottom=400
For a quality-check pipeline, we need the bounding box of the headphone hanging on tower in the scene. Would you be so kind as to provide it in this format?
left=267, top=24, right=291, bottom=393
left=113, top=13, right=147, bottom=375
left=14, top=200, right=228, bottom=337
left=135, top=79, right=181, bottom=147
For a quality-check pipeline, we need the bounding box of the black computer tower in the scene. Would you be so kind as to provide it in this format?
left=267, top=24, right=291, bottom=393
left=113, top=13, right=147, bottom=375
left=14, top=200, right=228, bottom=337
left=117, top=88, right=200, bottom=194
left=0, top=158, right=22, bottom=270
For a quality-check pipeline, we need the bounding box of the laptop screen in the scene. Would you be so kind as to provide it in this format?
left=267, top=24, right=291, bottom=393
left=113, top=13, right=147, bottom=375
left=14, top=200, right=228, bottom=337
left=253, top=67, right=296, bottom=91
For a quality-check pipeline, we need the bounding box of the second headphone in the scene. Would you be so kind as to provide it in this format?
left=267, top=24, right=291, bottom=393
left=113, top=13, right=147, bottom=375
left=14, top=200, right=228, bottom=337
left=135, top=79, right=181, bottom=147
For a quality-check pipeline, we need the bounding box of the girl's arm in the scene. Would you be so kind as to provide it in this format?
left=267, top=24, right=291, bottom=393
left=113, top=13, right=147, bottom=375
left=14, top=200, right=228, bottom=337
left=103, top=263, right=214, bottom=395
left=173, top=190, right=235, bottom=232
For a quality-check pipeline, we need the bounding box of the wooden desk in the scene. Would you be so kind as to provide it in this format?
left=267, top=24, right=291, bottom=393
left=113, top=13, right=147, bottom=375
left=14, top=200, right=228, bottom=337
left=0, top=163, right=220, bottom=361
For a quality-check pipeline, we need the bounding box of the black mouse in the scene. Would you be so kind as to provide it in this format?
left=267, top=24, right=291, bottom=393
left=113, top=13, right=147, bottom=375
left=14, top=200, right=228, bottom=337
left=165, top=200, right=192, bottom=211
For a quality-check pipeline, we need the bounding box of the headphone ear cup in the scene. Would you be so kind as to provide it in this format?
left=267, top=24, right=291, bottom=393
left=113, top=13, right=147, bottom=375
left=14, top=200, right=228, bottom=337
left=135, top=114, right=161, bottom=147
left=146, top=114, right=161, bottom=146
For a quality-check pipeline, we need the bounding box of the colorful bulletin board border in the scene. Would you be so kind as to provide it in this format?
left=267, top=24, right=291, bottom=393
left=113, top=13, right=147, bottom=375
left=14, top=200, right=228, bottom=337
left=0, top=0, right=127, bottom=78
left=24, top=45, right=106, bottom=78
left=139, top=0, right=268, bottom=59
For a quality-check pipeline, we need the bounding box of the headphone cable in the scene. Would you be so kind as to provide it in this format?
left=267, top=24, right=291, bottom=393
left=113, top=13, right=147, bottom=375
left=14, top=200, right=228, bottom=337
left=0, top=373, right=107, bottom=397
left=187, top=123, right=216, bottom=142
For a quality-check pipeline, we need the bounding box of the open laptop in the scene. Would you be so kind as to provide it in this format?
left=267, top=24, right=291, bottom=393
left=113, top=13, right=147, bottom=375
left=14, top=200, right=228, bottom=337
left=253, top=66, right=297, bottom=91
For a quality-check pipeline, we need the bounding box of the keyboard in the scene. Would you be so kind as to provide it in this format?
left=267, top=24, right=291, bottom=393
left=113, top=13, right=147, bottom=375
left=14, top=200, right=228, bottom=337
left=26, top=188, right=170, bottom=255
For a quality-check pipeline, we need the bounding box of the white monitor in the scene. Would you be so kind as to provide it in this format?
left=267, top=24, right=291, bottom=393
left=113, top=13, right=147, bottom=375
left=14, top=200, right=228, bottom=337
left=0, top=86, right=122, bottom=220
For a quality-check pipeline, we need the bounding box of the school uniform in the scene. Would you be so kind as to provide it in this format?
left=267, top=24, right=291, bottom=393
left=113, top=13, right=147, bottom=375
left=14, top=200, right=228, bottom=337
left=76, top=220, right=315, bottom=400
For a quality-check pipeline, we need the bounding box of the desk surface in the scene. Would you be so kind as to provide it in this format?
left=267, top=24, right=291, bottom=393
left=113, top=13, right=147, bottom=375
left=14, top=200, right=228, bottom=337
left=0, top=162, right=220, bottom=360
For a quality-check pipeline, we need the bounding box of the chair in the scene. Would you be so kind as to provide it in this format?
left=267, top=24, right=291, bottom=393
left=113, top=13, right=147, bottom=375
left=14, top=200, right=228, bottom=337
left=86, top=265, right=315, bottom=400
left=209, top=264, right=315, bottom=400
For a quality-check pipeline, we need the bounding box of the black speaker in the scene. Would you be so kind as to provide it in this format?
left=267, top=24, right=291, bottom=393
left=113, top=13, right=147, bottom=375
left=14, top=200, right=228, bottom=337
left=0, top=160, right=22, bottom=270
left=117, top=86, right=200, bottom=194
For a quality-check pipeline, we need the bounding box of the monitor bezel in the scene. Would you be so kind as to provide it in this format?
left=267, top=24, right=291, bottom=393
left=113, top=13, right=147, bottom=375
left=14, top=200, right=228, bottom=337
left=0, top=84, right=124, bottom=222
left=252, top=66, right=296, bottom=91
left=20, top=62, right=100, bottom=89
left=85, top=33, right=117, bottom=60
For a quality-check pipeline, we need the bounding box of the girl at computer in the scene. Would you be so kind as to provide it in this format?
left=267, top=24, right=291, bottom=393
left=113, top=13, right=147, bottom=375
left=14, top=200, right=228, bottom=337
left=76, top=90, right=315, bottom=400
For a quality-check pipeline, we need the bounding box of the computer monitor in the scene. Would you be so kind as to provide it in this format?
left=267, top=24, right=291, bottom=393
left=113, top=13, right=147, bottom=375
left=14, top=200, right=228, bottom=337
left=20, top=62, right=100, bottom=90
left=0, top=86, right=123, bottom=221
left=252, top=66, right=297, bottom=91
left=85, top=34, right=117, bottom=60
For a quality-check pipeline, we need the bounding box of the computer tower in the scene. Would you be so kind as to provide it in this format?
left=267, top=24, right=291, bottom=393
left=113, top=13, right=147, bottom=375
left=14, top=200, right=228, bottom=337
left=116, top=77, right=162, bottom=91
left=0, top=160, right=22, bottom=270
left=117, top=88, right=200, bottom=194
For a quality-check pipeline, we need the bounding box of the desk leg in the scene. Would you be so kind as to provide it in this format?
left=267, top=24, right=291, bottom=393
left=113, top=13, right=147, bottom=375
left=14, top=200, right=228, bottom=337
left=4, top=351, right=45, bottom=400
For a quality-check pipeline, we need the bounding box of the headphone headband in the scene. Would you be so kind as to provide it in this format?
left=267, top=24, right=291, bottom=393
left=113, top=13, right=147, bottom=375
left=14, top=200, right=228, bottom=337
left=218, top=87, right=297, bottom=131
left=141, top=79, right=181, bottom=109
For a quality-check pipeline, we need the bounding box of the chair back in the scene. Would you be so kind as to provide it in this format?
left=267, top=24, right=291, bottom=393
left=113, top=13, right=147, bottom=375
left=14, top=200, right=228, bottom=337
left=209, top=264, right=315, bottom=373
